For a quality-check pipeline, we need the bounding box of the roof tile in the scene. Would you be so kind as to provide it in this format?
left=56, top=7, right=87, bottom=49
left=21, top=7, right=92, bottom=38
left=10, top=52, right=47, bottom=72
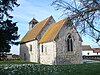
left=93, top=48, right=100, bottom=53
left=39, top=18, right=69, bottom=43
left=82, top=45, right=92, bottom=50
left=21, top=16, right=52, bottom=43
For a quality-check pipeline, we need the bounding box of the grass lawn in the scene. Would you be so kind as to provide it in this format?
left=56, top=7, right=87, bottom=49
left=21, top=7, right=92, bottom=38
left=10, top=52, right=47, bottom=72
left=0, top=61, right=100, bottom=75
left=0, top=60, right=38, bottom=64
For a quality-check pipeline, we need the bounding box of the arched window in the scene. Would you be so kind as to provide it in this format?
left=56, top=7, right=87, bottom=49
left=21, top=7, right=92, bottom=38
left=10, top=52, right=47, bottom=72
left=67, top=35, right=73, bottom=51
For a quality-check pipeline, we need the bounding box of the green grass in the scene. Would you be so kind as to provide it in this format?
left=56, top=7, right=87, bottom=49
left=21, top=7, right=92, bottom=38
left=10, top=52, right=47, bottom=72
left=0, top=61, right=100, bottom=75
left=0, top=60, right=38, bottom=64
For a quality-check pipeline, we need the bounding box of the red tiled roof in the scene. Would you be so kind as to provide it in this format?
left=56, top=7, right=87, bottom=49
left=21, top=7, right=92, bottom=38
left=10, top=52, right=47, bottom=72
left=93, top=48, right=100, bottom=53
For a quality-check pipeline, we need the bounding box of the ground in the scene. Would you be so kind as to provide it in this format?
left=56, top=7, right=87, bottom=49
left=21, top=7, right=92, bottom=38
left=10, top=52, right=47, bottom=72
left=0, top=60, right=100, bottom=75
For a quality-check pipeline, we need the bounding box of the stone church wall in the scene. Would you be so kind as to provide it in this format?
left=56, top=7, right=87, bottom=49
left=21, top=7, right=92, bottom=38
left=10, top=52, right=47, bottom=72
left=20, top=44, right=30, bottom=61
left=20, top=40, right=39, bottom=62
left=20, top=17, right=82, bottom=65
left=56, top=24, right=82, bottom=65
left=40, top=41, right=56, bottom=65
left=20, top=16, right=55, bottom=62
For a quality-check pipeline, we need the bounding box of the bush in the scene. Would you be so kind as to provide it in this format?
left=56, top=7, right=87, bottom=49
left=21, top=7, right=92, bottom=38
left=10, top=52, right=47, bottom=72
left=0, top=63, right=100, bottom=75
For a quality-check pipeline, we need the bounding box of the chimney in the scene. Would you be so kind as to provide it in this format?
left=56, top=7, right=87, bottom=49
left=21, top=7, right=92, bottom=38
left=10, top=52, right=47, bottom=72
left=29, top=18, right=38, bottom=30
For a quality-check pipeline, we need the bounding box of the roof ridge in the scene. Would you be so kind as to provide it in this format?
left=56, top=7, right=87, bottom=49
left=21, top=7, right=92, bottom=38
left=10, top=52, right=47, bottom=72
left=34, top=16, right=54, bottom=38
left=39, top=18, right=69, bottom=43
left=21, top=16, right=53, bottom=43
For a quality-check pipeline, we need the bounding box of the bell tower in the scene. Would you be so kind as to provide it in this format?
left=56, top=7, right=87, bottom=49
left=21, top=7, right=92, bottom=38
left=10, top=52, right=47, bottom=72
left=29, top=18, right=38, bottom=30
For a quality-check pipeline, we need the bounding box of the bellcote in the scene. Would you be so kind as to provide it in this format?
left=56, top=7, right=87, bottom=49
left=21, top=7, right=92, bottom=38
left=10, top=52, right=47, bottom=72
left=29, top=18, right=38, bottom=30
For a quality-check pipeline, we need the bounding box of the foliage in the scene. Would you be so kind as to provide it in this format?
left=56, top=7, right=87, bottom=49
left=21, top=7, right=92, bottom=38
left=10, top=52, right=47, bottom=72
left=12, top=54, right=20, bottom=60
left=52, top=0, right=100, bottom=45
left=0, top=63, right=100, bottom=75
left=0, top=0, right=19, bottom=58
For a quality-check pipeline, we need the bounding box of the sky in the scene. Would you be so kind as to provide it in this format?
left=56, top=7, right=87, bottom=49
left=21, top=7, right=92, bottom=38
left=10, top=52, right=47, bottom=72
left=10, top=0, right=100, bottom=55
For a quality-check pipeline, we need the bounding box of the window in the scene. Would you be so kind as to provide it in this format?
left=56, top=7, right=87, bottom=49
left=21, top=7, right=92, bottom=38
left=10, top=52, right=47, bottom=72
left=24, top=53, right=26, bottom=61
left=41, top=44, right=43, bottom=52
left=67, top=35, right=73, bottom=51
left=30, top=45, right=32, bottom=51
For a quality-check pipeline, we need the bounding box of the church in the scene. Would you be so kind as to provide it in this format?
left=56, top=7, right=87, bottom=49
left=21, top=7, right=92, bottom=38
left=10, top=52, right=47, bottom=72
left=20, top=16, right=83, bottom=65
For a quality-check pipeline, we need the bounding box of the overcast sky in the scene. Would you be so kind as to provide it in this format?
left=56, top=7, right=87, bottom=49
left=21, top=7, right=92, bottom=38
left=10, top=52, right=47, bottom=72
left=10, top=0, right=100, bottom=55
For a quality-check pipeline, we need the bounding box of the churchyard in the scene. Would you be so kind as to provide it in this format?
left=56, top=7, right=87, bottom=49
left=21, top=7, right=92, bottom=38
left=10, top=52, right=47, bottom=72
left=0, top=61, right=100, bottom=75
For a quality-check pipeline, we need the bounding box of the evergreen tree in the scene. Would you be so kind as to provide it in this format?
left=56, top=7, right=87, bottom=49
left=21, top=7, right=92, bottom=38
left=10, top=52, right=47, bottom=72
left=0, top=0, right=20, bottom=60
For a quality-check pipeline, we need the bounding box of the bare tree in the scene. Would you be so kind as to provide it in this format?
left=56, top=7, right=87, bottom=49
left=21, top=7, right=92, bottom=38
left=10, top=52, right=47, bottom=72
left=52, top=0, right=100, bottom=45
